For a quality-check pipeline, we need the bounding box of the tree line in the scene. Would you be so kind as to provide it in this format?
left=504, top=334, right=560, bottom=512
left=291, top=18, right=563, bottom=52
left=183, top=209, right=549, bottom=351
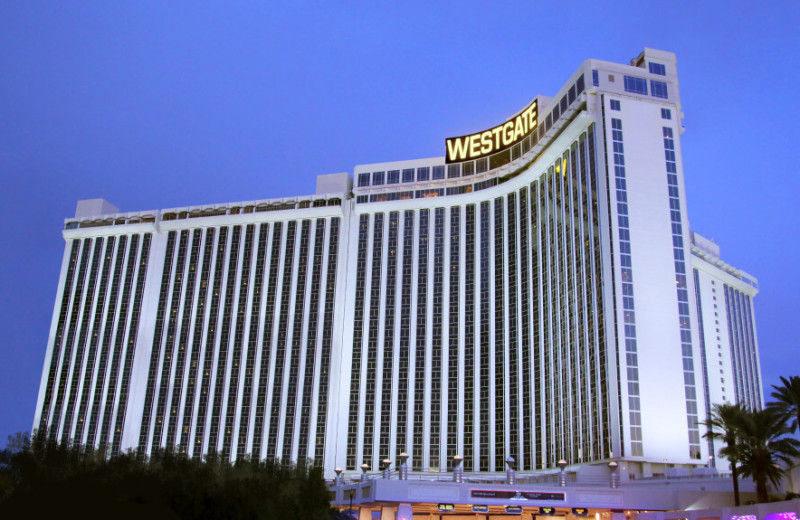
left=0, top=432, right=337, bottom=519
left=704, top=375, right=800, bottom=504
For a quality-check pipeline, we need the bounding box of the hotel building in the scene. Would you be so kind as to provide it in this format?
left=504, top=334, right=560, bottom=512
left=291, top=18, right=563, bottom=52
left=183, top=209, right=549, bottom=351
left=34, top=48, right=762, bottom=481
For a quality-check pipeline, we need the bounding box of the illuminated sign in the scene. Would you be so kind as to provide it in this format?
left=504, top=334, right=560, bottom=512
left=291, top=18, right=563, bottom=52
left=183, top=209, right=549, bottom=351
left=763, top=514, right=798, bottom=520
left=506, top=506, right=524, bottom=515
left=445, top=100, right=538, bottom=163
left=540, top=507, right=558, bottom=515
left=472, top=505, right=490, bottom=513
left=438, top=504, right=456, bottom=512
left=470, top=490, right=564, bottom=501
left=572, top=508, right=589, bottom=516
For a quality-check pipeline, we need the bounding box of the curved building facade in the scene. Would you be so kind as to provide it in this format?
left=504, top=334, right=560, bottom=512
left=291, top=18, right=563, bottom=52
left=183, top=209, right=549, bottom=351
left=34, top=48, right=762, bottom=479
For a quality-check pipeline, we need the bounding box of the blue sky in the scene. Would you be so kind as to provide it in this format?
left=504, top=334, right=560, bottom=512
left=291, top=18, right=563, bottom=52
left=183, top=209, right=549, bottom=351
left=1, top=1, right=799, bottom=444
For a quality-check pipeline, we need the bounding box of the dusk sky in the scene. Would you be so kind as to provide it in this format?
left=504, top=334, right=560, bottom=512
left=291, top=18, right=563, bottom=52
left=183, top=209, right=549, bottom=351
left=1, top=1, right=799, bottom=444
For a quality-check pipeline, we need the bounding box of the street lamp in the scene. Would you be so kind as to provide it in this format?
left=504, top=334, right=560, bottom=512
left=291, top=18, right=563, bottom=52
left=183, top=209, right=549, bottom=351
left=348, top=489, right=355, bottom=519
left=558, top=459, right=567, bottom=487
left=506, top=457, right=516, bottom=485
left=607, top=461, right=619, bottom=489
left=453, top=455, right=464, bottom=483
left=398, top=452, right=409, bottom=480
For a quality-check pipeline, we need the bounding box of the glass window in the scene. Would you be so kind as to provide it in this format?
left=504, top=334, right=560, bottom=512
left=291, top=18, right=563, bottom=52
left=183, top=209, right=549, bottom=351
left=577, top=73, right=585, bottom=93
left=387, top=170, right=400, bottom=184
left=649, top=62, right=666, bottom=76
left=372, top=171, right=385, bottom=185
left=651, top=80, right=668, bottom=99
left=432, top=165, right=445, bottom=180
left=624, top=76, right=648, bottom=95
left=610, top=99, right=621, bottom=111
left=447, top=164, right=460, bottom=178
left=357, top=172, right=370, bottom=187
left=661, top=108, right=672, bottom=120
left=592, top=70, right=599, bottom=87
left=417, top=167, right=430, bottom=181
left=402, top=168, right=414, bottom=183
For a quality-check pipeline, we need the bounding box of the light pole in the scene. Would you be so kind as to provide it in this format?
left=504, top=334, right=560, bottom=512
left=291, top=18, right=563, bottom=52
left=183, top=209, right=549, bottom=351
left=558, top=459, right=567, bottom=487
left=607, top=461, right=619, bottom=489
left=506, top=457, right=516, bottom=485
left=398, top=452, right=409, bottom=480
left=453, top=455, right=464, bottom=483
left=348, top=489, right=354, bottom=519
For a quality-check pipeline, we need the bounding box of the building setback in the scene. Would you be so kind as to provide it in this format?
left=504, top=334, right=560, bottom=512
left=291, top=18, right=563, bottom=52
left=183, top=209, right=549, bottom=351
left=34, top=48, right=761, bottom=480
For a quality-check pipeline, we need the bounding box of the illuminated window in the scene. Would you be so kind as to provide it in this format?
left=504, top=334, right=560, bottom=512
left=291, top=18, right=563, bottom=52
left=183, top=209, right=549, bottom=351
left=649, top=62, right=666, bottom=76
left=651, top=80, right=668, bottom=99
left=610, top=99, right=621, bottom=111
left=624, top=76, right=648, bottom=95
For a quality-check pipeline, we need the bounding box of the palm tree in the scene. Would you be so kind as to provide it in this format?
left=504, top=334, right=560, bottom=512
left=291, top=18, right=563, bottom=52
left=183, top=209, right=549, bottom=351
left=735, top=407, right=800, bottom=503
left=702, top=403, right=748, bottom=506
left=770, top=375, right=800, bottom=433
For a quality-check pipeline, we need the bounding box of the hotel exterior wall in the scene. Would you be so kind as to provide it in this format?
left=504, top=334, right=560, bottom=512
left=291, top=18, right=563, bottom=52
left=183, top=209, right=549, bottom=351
left=33, top=48, right=762, bottom=480
left=340, top=117, right=614, bottom=474
left=35, top=205, right=350, bottom=466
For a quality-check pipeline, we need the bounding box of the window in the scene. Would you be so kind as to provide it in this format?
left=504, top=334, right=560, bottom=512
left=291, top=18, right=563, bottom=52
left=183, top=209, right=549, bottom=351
left=661, top=108, right=672, bottom=120
left=417, top=166, right=430, bottom=181
left=432, top=165, right=445, bottom=180
left=592, top=70, right=599, bottom=86
left=624, top=76, right=647, bottom=94
left=402, top=168, right=414, bottom=183
left=651, top=80, right=668, bottom=99
left=387, top=170, right=400, bottom=184
left=649, top=62, right=666, bottom=76
left=372, top=171, right=385, bottom=185
left=610, top=99, right=621, bottom=111
left=357, top=172, right=370, bottom=187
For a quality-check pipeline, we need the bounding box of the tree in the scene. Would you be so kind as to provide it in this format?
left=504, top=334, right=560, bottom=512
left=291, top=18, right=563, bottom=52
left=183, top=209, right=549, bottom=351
left=770, top=375, right=800, bottom=433
left=0, top=430, right=333, bottom=519
left=735, top=407, right=800, bottom=503
left=702, top=403, right=748, bottom=506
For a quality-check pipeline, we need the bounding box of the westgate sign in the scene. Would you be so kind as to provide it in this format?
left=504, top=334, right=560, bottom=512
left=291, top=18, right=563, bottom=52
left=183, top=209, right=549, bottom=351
left=445, top=99, right=538, bottom=163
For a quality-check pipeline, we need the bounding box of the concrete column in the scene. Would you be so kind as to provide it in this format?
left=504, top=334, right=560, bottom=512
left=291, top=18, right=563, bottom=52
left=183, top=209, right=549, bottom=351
left=381, top=506, right=396, bottom=520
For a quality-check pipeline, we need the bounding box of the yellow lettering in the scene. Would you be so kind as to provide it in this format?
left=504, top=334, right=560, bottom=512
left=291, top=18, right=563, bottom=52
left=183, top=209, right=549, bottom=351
left=469, top=134, right=481, bottom=157
left=446, top=137, right=470, bottom=162
left=492, top=126, right=503, bottom=149
left=514, top=116, right=524, bottom=141
left=502, top=122, right=514, bottom=146
left=480, top=131, right=493, bottom=154
left=444, top=100, right=537, bottom=162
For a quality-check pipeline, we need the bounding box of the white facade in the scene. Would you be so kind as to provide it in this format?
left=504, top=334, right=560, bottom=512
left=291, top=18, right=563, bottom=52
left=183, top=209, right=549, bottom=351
left=34, top=48, right=761, bottom=479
